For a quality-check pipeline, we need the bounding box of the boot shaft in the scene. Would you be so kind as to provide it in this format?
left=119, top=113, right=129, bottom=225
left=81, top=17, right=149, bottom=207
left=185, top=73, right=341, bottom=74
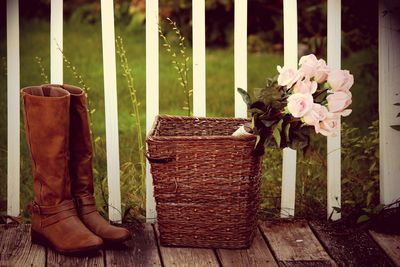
left=66, top=84, right=95, bottom=196
left=42, top=84, right=95, bottom=196
left=21, top=86, right=72, bottom=205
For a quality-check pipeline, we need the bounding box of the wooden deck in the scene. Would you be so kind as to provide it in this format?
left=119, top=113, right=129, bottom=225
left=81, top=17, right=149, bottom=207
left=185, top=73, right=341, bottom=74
left=0, top=220, right=399, bottom=266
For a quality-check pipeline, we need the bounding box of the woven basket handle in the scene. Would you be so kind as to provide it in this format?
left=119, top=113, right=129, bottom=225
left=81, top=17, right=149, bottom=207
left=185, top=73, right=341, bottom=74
left=145, top=153, right=175, bottom=164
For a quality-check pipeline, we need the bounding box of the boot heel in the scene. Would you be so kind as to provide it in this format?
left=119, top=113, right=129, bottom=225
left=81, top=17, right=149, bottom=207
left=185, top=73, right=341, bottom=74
left=31, top=229, right=48, bottom=247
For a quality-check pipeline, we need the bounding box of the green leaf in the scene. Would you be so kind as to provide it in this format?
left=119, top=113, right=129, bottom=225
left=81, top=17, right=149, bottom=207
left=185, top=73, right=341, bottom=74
left=275, top=119, right=283, bottom=131
left=253, top=88, right=265, bottom=99
left=372, top=204, right=385, bottom=215
left=253, top=131, right=267, bottom=156
left=357, top=215, right=370, bottom=224
left=254, top=135, right=261, bottom=149
left=362, top=207, right=372, bottom=213
left=256, top=86, right=282, bottom=104
left=314, top=89, right=328, bottom=103
left=237, top=88, right=251, bottom=107
left=249, top=108, right=265, bottom=115
left=323, top=82, right=331, bottom=89
left=390, top=125, right=400, bottom=131
left=249, top=101, right=266, bottom=112
left=283, top=106, right=290, bottom=114
left=272, top=128, right=280, bottom=147
left=284, top=123, right=291, bottom=142
left=272, top=119, right=283, bottom=147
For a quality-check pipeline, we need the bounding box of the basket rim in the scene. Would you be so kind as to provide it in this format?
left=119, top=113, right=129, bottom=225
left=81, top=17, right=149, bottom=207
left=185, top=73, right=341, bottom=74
left=146, top=114, right=256, bottom=141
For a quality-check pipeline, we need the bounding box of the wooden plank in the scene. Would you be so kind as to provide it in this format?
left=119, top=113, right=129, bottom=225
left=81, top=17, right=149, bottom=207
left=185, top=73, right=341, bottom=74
left=216, top=228, right=278, bottom=267
left=192, top=0, right=206, bottom=117
left=100, top=0, right=122, bottom=222
left=155, top=225, right=219, bottom=267
left=378, top=0, right=400, bottom=205
left=106, top=224, right=162, bottom=267
left=234, top=0, right=248, bottom=118
left=260, top=220, right=336, bottom=266
left=310, top=221, right=394, bottom=266
left=0, top=224, right=45, bottom=266
left=327, top=0, right=342, bottom=221
left=6, top=0, right=20, bottom=218
left=50, top=0, right=63, bottom=84
left=280, top=0, right=298, bottom=218
left=145, top=0, right=159, bottom=222
left=47, top=249, right=104, bottom=267
left=370, top=230, right=400, bottom=266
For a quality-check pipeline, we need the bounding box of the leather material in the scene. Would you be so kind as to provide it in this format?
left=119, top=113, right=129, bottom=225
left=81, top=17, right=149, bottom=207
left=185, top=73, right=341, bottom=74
left=76, top=195, right=98, bottom=215
left=29, top=199, right=76, bottom=215
left=22, top=86, right=103, bottom=254
left=47, top=84, right=130, bottom=243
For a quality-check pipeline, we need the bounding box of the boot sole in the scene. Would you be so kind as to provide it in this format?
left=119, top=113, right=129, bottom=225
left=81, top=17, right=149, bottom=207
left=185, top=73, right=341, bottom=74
left=31, top=229, right=103, bottom=256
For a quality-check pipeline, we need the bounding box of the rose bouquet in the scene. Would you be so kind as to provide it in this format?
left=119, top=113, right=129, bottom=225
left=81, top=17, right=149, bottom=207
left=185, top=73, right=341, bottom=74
left=237, top=54, right=354, bottom=155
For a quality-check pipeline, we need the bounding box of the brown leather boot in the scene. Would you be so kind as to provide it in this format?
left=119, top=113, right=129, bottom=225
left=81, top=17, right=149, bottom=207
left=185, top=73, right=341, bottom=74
left=22, top=85, right=103, bottom=255
left=47, top=84, right=130, bottom=244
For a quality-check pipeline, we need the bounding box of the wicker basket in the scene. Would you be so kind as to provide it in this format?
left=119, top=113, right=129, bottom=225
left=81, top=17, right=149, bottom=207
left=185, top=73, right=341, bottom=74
left=146, top=115, right=262, bottom=249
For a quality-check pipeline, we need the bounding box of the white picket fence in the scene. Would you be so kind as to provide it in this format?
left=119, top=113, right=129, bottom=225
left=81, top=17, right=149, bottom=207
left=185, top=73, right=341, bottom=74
left=6, top=0, right=397, bottom=223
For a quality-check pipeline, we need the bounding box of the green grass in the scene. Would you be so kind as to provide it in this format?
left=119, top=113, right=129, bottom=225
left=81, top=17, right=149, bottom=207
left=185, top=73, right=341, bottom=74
left=0, top=19, right=378, bottom=221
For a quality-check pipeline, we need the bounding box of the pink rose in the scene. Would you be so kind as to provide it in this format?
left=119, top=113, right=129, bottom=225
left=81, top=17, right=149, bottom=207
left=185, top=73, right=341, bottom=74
left=303, top=104, right=328, bottom=126
left=317, top=112, right=339, bottom=137
left=314, top=59, right=330, bottom=83
left=293, top=79, right=318, bottom=94
left=327, top=91, right=352, bottom=113
left=327, top=69, right=354, bottom=92
left=299, top=54, right=330, bottom=83
left=287, top=93, right=314, bottom=118
left=277, top=66, right=301, bottom=88
left=336, top=109, right=352, bottom=117
left=299, top=54, right=319, bottom=78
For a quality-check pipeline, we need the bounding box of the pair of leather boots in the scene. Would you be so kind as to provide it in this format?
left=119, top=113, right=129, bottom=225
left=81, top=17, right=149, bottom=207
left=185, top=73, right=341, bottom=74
left=21, top=84, right=130, bottom=255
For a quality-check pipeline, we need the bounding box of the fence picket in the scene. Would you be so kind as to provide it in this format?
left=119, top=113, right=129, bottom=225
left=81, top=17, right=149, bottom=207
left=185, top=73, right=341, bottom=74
left=280, top=0, right=298, bottom=218
left=50, top=0, right=63, bottom=84
left=234, top=0, right=248, bottom=118
left=192, top=0, right=206, bottom=117
left=6, top=0, right=20, bottom=218
left=145, top=0, right=159, bottom=221
left=100, top=0, right=122, bottom=222
left=327, top=0, right=341, bottom=220
left=378, top=0, right=400, bottom=205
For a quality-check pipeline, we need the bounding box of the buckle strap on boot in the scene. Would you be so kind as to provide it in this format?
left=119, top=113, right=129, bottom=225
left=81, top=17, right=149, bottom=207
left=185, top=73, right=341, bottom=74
left=28, top=200, right=77, bottom=228
left=75, top=195, right=97, bottom=215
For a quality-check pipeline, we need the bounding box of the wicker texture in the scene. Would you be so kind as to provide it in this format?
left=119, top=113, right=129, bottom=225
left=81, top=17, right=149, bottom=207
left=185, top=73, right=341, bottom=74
left=147, top=115, right=262, bottom=249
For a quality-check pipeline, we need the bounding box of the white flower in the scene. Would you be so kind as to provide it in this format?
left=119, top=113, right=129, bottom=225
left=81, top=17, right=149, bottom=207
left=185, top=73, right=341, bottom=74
left=327, top=69, right=354, bottom=92
left=299, top=54, right=319, bottom=78
left=293, top=79, right=318, bottom=94
left=277, top=66, right=302, bottom=88
left=299, top=54, right=330, bottom=83
left=314, top=59, right=330, bottom=83
left=317, top=112, right=340, bottom=137
left=303, top=103, right=328, bottom=126
left=287, top=93, right=314, bottom=118
left=327, top=91, right=352, bottom=115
